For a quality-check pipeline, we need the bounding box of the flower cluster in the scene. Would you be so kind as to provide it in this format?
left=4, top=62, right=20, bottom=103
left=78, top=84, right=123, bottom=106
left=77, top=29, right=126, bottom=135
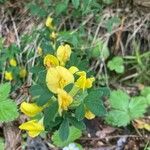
left=19, top=16, right=95, bottom=138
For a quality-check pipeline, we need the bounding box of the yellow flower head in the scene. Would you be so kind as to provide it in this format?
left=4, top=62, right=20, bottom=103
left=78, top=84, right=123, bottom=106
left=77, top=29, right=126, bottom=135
left=46, top=66, right=74, bottom=93
left=19, top=120, right=44, bottom=138
left=9, top=58, right=17, bottom=67
left=75, top=71, right=95, bottom=90
left=45, top=16, right=53, bottom=29
left=44, top=54, right=59, bottom=68
left=50, top=32, right=58, bottom=39
left=4, top=71, right=13, bottom=81
left=19, top=68, right=27, bottom=78
left=37, top=47, right=42, bottom=55
left=56, top=44, right=72, bottom=66
left=20, top=102, right=43, bottom=117
left=69, top=66, right=79, bottom=74
left=85, top=110, right=95, bottom=120
left=57, top=89, right=73, bottom=114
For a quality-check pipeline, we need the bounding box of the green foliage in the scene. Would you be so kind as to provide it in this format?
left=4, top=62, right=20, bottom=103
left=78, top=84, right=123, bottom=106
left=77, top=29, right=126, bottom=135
left=107, top=56, right=124, bottom=73
left=106, top=90, right=148, bottom=127
left=59, top=118, right=69, bottom=141
left=0, top=83, right=18, bottom=122
left=0, top=138, right=4, bottom=150
left=141, top=87, right=150, bottom=105
left=30, top=84, right=53, bottom=106
left=84, top=89, right=106, bottom=116
left=75, top=103, right=85, bottom=121
left=52, top=126, right=82, bottom=148
left=72, top=0, right=80, bottom=9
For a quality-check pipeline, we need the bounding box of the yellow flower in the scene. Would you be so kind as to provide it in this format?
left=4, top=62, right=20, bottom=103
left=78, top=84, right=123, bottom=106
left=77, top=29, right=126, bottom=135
left=4, top=71, right=13, bottom=81
left=9, top=58, right=17, bottom=67
left=45, top=16, right=53, bottom=29
left=19, top=68, right=27, bottom=78
left=85, top=110, right=95, bottom=120
left=75, top=71, right=95, bottom=90
left=37, top=47, right=42, bottom=55
left=50, top=32, right=58, bottom=39
left=43, top=54, right=59, bottom=68
left=19, top=120, right=44, bottom=138
left=46, top=66, right=74, bottom=93
left=56, top=44, right=72, bottom=66
left=69, top=66, right=79, bottom=74
left=57, top=89, right=73, bottom=114
left=20, top=102, right=43, bottom=117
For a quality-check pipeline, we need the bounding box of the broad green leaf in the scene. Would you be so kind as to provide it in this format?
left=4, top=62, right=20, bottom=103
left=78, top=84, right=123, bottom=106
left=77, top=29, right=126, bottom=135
left=109, top=90, right=129, bottom=110
left=59, top=119, right=69, bottom=141
left=0, top=138, right=4, bottom=150
left=84, top=89, right=106, bottom=116
left=0, top=83, right=11, bottom=100
left=55, top=2, right=68, bottom=15
left=75, top=103, right=85, bottom=121
left=43, top=101, right=59, bottom=130
left=0, top=99, right=18, bottom=122
left=72, top=0, right=80, bottom=9
left=30, top=84, right=52, bottom=106
left=52, top=126, right=82, bottom=148
left=107, top=56, right=124, bottom=73
left=69, top=117, right=86, bottom=130
left=129, top=97, right=147, bottom=119
left=106, top=110, right=130, bottom=127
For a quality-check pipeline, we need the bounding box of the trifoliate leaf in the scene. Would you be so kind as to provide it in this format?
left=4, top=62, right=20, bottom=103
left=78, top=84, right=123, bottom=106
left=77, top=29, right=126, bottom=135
left=75, top=103, right=85, bottom=121
left=107, top=56, right=124, bottom=73
left=106, top=90, right=148, bottom=127
left=43, top=101, right=59, bottom=130
left=109, top=90, right=129, bottom=110
left=52, top=126, right=82, bottom=148
left=129, top=97, right=147, bottom=119
left=0, top=83, right=11, bottom=100
left=0, top=99, right=18, bottom=122
left=59, top=118, right=69, bottom=141
left=30, top=84, right=53, bottom=106
left=69, top=117, right=86, bottom=130
left=106, top=110, right=130, bottom=127
left=84, top=88, right=106, bottom=116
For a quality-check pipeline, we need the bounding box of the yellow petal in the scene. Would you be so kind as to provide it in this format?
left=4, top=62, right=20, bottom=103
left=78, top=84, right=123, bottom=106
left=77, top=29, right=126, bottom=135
left=37, top=47, right=42, bottom=55
left=19, top=68, right=27, bottom=78
left=20, top=102, right=43, bottom=117
left=9, top=58, right=17, bottom=67
left=85, top=110, right=95, bottom=120
left=43, top=54, right=59, bottom=68
left=69, top=66, right=79, bottom=74
left=4, top=71, right=13, bottom=81
left=19, top=120, right=44, bottom=138
left=56, top=44, right=71, bottom=66
left=57, top=89, right=73, bottom=114
left=46, top=66, right=74, bottom=93
left=45, top=16, right=53, bottom=29
left=75, top=72, right=95, bottom=90
left=50, top=32, right=58, bottom=39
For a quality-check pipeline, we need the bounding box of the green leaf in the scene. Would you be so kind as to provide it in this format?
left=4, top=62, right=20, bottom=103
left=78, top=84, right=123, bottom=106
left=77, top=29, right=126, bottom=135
left=69, top=117, right=86, bottom=130
left=43, top=101, right=59, bottom=130
left=106, top=110, right=130, bottom=127
left=30, top=84, right=53, bottom=106
left=0, top=83, right=11, bottom=100
left=109, top=90, right=129, bottom=110
left=52, top=126, right=82, bottom=148
left=129, top=97, right=147, bottom=119
left=106, top=90, right=148, bottom=127
left=75, top=103, right=85, bottom=121
left=107, top=56, right=124, bottom=73
left=55, top=2, right=68, bottom=15
left=84, top=89, right=106, bottom=116
left=0, top=138, right=4, bottom=150
left=72, top=0, right=80, bottom=9
left=141, top=87, right=150, bottom=105
left=0, top=99, right=18, bottom=122
left=59, top=119, right=69, bottom=141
